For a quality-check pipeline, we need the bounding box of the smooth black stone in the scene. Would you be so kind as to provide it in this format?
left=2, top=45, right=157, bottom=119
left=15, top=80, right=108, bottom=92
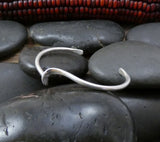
left=0, top=84, right=135, bottom=142
left=19, top=46, right=88, bottom=81
left=83, top=74, right=101, bottom=84
left=30, top=20, right=124, bottom=55
left=113, top=90, right=160, bottom=142
left=0, top=63, right=45, bottom=104
left=127, top=23, right=160, bottom=48
left=0, top=20, right=27, bottom=58
left=89, top=41, right=160, bottom=88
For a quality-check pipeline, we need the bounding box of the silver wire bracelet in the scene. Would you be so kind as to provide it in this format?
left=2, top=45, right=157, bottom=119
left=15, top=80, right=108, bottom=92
left=35, top=47, right=131, bottom=91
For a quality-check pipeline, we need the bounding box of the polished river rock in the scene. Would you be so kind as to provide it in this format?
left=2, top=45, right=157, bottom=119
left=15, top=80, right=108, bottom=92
left=19, top=46, right=88, bottom=82
left=0, top=85, right=135, bottom=142
left=30, top=20, right=124, bottom=55
left=0, top=20, right=27, bottom=58
left=0, top=63, right=45, bottom=103
left=89, top=41, right=160, bottom=88
left=113, top=90, right=160, bottom=142
left=127, top=23, right=160, bottom=48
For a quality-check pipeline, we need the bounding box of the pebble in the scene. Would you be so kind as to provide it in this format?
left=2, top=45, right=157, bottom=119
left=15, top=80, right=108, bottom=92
left=114, top=90, right=160, bottom=142
left=19, top=46, right=88, bottom=82
left=0, top=63, right=45, bottom=103
left=0, top=20, right=27, bottom=58
left=0, top=84, right=135, bottom=142
left=127, top=23, right=160, bottom=47
left=30, top=20, right=124, bottom=55
left=89, top=41, right=160, bottom=88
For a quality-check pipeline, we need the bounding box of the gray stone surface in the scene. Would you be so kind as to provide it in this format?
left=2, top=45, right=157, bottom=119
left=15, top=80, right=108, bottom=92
left=0, top=84, right=135, bottom=142
left=89, top=41, right=160, bottom=88
left=19, top=46, right=88, bottom=80
left=0, top=20, right=27, bottom=58
left=30, top=20, right=124, bottom=55
left=114, top=90, right=160, bottom=142
left=127, top=23, right=160, bottom=47
left=0, top=63, right=45, bottom=103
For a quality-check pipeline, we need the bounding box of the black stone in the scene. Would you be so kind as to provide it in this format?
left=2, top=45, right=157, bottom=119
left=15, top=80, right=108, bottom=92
left=113, top=90, right=160, bottom=142
left=0, top=63, right=45, bottom=104
left=30, top=20, right=124, bottom=55
left=89, top=41, right=160, bottom=88
left=0, top=84, right=135, bottom=142
left=83, top=74, right=101, bottom=83
left=19, top=46, right=88, bottom=81
left=0, top=20, right=27, bottom=58
left=127, top=23, right=160, bottom=47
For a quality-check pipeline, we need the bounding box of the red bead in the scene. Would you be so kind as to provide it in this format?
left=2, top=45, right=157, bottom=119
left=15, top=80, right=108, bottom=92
left=151, top=3, right=156, bottom=11
left=3, top=2, right=8, bottom=9
left=75, top=7, right=79, bottom=13
left=55, top=7, right=59, bottom=14
left=74, top=0, right=78, bottom=6
left=108, top=0, right=112, bottom=8
left=47, top=0, right=51, bottom=6
left=100, top=0, right=105, bottom=7
left=105, top=0, right=108, bottom=6
left=138, top=1, right=143, bottom=10
left=129, top=1, right=134, bottom=8
left=78, top=0, right=82, bottom=6
left=96, top=0, right=99, bottom=6
left=113, top=0, right=117, bottom=8
left=80, top=7, right=84, bottom=13
left=70, top=0, right=74, bottom=6
left=60, top=0, right=65, bottom=5
left=18, top=1, right=23, bottom=8
left=64, top=7, right=68, bottom=13
left=133, top=1, right=137, bottom=10
left=33, top=0, right=37, bottom=8
left=93, top=8, right=97, bottom=15
left=87, top=0, right=91, bottom=6
left=146, top=5, right=150, bottom=12
left=142, top=2, right=147, bottom=11
left=37, top=8, right=41, bottom=14
left=51, top=0, right=55, bottom=6
left=50, top=8, right=54, bottom=14
left=38, top=0, right=43, bottom=7
left=85, top=7, right=88, bottom=13
left=125, top=0, right=129, bottom=7
left=56, top=0, right=61, bottom=6
left=28, top=0, right=33, bottom=7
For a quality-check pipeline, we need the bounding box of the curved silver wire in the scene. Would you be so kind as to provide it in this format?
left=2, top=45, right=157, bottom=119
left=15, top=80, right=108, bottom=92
left=35, top=47, right=131, bottom=91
